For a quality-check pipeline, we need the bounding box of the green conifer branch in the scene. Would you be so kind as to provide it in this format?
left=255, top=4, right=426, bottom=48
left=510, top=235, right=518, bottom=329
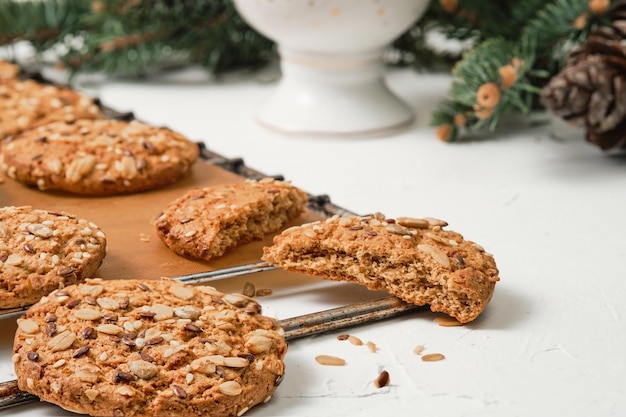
left=431, top=0, right=617, bottom=142
left=0, top=0, right=620, bottom=143
left=0, top=0, right=86, bottom=46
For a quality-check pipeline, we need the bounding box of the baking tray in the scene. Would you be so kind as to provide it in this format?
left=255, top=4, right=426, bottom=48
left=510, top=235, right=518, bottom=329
left=0, top=140, right=354, bottom=319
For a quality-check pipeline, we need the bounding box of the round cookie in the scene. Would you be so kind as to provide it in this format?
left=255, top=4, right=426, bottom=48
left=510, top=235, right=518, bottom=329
left=1, top=119, right=199, bottom=195
left=0, top=79, right=103, bottom=139
left=0, top=206, right=107, bottom=309
left=13, top=278, right=287, bottom=417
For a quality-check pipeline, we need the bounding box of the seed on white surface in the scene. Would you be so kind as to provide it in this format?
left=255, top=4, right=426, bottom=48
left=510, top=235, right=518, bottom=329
left=348, top=335, right=363, bottom=346
left=434, top=316, right=463, bottom=327
left=242, top=282, right=256, bottom=297
left=374, top=370, right=390, bottom=388
left=422, top=353, right=445, bottom=362
left=315, top=355, right=346, bottom=366
left=413, top=345, right=425, bottom=355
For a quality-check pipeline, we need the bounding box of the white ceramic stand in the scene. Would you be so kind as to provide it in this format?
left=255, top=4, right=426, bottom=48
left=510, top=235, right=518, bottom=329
left=233, top=0, right=429, bottom=137
left=256, top=47, right=414, bottom=136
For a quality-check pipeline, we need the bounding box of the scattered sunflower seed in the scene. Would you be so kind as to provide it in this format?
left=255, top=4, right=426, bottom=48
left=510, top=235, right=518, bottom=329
left=374, top=370, right=390, bottom=388
left=422, top=353, right=445, bottom=362
left=315, top=355, right=346, bottom=366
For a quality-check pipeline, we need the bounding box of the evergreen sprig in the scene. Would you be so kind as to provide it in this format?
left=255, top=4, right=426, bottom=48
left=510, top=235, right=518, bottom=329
left=431, top=0, right=616, bottom=142
left=0, top=0, right=87, bottom=47
left=0, top=0, right=618, bottom=142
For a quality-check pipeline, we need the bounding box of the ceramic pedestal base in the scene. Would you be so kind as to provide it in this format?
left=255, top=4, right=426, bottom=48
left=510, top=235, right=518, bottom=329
left=256, top=48, right=414, bottom=137
left=232, top=0, right=429, bottom=137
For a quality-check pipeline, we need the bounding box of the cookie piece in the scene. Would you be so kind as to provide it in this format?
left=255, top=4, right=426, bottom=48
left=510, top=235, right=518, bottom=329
left=0, top=206, right=106, bottom=309
left=262, top=213, right=500, bottom=323
left=0, top=79, right=103, bottom=139
left=13, top=278, right=287, bottom=417
left=154, top=178, right=308, bottom=261
left=1, top=119, right=199, bottom=195
left=0, top=60, right=20, bottom=80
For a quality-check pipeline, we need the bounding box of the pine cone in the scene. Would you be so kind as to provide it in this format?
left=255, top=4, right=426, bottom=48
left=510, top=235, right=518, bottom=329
left=541, top=3, right=626, bottom=150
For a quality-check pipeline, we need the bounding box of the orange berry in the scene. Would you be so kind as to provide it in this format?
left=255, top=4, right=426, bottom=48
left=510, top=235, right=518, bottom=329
left=473, top=104, right=495, bottom=120
left=453, top=113, right=467, bottom=127
left=436, top=124, right=454, bottom=142
left=91, top=0, right=104, bottom=13
left=439, top=0, right=458, bottom=12
left=589, top=0, right=610, bottom=14
left=476, top=83, right=501, bottom=109
left=499, top=64, right=518, bottom=90
left=511, top=58, right=524, bottom=70
left=574, top=13, right=588, bottom=29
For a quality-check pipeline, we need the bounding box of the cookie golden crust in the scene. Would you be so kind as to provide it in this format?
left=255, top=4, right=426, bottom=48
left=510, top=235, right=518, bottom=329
left=13, top=278, right=287, bottom=417
left=0, top=60, right=20, bottom=80
left=262, top=214, right=500, bottom=323
left=0, top=206, right=107, bottom=309
left=1, top=119, right=199, bottom=195
left=154, top=178, right=308, bottom=261
left=0, top=79, right=103, bottom=139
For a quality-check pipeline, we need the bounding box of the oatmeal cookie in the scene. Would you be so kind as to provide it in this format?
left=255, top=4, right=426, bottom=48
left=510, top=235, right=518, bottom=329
left=0, top=119, right=199, bottom=195
left=0, top=79, right=102, bottom=139
left=154, top=178, right=308, bottom=261
left=0, top=206, right=106, bottom=309
left=262, top=213, right=500, bottom=323
left=13, top=278, right=287, bottom=417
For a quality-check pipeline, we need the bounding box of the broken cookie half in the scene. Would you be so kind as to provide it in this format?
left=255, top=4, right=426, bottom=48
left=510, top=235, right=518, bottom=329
left=262, top=213, right=499, bottom=323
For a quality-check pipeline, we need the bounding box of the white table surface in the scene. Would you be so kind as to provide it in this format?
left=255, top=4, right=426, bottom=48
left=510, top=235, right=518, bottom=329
left=1, top=64, right=626, bottom=417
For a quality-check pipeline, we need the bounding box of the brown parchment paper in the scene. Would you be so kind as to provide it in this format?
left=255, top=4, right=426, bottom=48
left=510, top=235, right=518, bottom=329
left=0, top=160, right=324, bottom=280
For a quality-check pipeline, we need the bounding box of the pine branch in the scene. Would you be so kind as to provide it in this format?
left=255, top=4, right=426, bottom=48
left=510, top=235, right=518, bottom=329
left=432, top=0, right=617, bottom=142
left=0, top=0, right=274, bottom=76
left=432, top=37, right=537, bottom=141
left=0, top=0, right=621, bottom=146
left=0, top=0, right=87, bottom=47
